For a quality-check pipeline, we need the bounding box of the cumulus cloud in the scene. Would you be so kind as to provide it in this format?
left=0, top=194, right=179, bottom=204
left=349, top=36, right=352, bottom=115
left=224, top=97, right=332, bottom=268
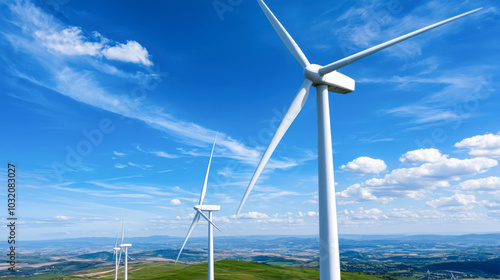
left=455, top=132, right=500, bottom=158
left=102, top=41, right=152, bottom=66
left=170, top=198, right=182, bottom=205
left=459, top=176, right=500, bottom=192
left=399, top=148, right=446, bottom=164
left=341, top=157, right=387, bottom=174
left=297, top=211, right=319, bottom=217
left=426, top=194, right=477, bottom=209
left=234, top=211, right=269, bottom=219
left=338, top=152, right=497, bottom=203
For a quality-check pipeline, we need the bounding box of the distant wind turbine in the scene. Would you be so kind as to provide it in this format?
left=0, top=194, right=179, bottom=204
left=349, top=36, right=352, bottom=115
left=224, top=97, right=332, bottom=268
left=236, top=1, right=482, bottom=279
left=112, top=232, right=120, bottom=280
left=117, top=213, right=132, bottom=280
left=176, top=132, right=224, bottom=280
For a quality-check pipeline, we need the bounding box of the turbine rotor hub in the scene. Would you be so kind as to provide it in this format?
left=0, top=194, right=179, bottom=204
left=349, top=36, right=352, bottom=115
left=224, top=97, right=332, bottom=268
left=303, top=64, right=324, bottom=86
left=303, top=63, right=355, bottom=94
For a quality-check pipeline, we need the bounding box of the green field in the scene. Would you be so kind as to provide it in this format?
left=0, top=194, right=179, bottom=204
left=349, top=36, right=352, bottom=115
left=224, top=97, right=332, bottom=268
left=3, top=260, right=418, bottom=280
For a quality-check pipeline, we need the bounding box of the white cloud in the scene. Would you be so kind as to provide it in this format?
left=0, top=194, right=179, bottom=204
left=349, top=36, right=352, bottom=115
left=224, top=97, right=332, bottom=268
left=234, top=211, right=269, bottom=219
left=35, top=26, right=152, bottom=66
left=459, top=176, right=500, bottom=192
left=338, top=151, right=497, bottom=203
left=35, top=27, right=103, bottom=56
left=341, top=157, right=387, bottom=174
left=55, top=215, right=71, bottom=220
left=152, top=151, right=178, bottom=159
left=399, top=148, right=446, bottom=164
left=114, top=163, right=128, bottom=169
left=256, top=190, right=301, bottom=200
left=455, top=132, right=500, bottom=158
left=332, top=0, right=460, bottom=60
left=427, top=194, right=477, bottom=209
left=365, top=72, right=494, bottom=127
left=306, top=211, right=318, bottom=217
left=170, top=199, right=182, bottom=205
left=482, top=201, right=500, bottom=210
left=128, top=162, right=153, bottom=170
left=113, top=151, right=125, bottom=156
left=137, top=145, right=178, bottom=159
left=343, top=207, right=387, bottom=220
left=102, top=41, right=152, bottom=66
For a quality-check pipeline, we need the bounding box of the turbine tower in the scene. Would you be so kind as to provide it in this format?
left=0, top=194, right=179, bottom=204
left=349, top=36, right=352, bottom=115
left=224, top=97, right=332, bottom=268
left=176, top=132, right=224, bottom=280
left=120, top=243, right=132, bottom=280
left=237, top=1, right=482, bottom=279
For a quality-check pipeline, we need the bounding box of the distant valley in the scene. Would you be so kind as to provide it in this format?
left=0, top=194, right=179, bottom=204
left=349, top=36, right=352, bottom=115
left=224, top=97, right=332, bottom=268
left=2, top=233, right=499, bottom=279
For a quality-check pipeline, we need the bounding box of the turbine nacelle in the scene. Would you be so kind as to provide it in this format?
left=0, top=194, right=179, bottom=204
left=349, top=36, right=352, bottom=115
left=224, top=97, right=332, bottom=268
left=194, top=205, right=221, bottom=212
left=303, top=64, right=355, bottom=94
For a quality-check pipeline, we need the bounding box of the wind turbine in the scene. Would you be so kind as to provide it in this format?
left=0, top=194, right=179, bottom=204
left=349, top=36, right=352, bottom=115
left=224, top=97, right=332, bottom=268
left=176, top=132, right=224, bottom=280
left=236, top=1, right=482, bottom=279
left=112, top=232, right=120, bottom=280
left=117, top=214, right=132, bottom=280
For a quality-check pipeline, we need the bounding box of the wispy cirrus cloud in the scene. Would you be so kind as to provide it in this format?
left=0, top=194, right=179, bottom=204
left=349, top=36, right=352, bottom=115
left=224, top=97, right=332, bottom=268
left=1, top=0, right=311, bottom=173
left=360, top=68, right=496, bottom=126
left=34, top=24, right=152, bottom=65
left=331, top=0, right=485, bottom=59
left=137, top=145, right=179, bottom=159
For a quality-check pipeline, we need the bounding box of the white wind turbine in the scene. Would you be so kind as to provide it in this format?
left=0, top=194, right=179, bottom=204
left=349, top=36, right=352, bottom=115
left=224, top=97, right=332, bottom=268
left=176, top=132, right=224, bottom=280
left=117, top=215, right=132, bottom=280
left=237, top=1, right=482, bottom=279
left=112, top=232, right=120, bottom=280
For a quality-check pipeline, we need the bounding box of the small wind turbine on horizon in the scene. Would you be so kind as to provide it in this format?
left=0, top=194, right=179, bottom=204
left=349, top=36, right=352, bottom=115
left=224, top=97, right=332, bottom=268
left=116, top=214, right=132, bottom=280
left=176, top=132, right=224, bottom=280
left=236, top=1, right=482, bottom=280
left=112, top=232, right=120, bottom=280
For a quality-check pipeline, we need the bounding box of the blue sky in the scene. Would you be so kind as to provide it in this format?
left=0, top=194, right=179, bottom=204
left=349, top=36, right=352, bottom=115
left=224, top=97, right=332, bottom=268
left=1, top=0, right=499, bottom=241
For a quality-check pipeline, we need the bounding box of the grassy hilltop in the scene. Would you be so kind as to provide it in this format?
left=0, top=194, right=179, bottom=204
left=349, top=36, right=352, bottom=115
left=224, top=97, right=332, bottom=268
left=4, top=260, right=415, bottom=280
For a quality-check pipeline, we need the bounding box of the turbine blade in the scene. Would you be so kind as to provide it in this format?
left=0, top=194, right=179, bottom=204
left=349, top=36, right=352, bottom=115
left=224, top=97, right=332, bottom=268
left=257, top=0, right=310, bottom=68
left=175, top=212, right=201, bottom=263
left=120, top=210, right=125, bottom=244
left=237, top=79, right=313, bottom=215
left=196, top=209, right=224, bottom=234
left=319, top=8, right=482, bottom=75
left=200, top=132, right=218, bottom=205
left=114, top=232, right=119, bottom=248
